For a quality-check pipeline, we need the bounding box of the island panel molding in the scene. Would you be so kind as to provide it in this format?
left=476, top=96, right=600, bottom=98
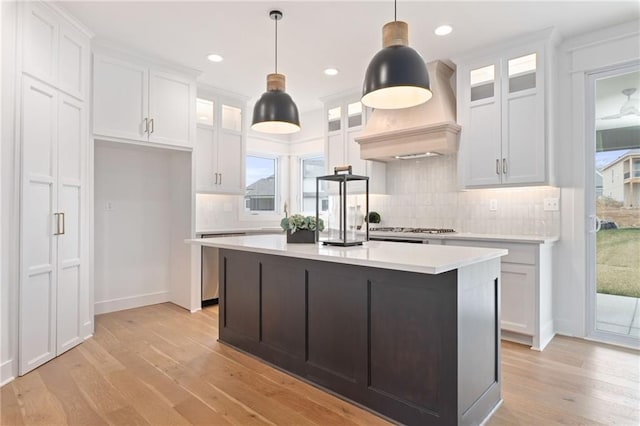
left=214, top=243, right=503, bottom=426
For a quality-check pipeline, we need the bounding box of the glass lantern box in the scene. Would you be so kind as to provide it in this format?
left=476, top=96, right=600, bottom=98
left=316, top=166, right=369, bottom=246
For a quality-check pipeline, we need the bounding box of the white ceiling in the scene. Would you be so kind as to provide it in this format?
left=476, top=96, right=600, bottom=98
left=60, top=1, right=640, bottom=113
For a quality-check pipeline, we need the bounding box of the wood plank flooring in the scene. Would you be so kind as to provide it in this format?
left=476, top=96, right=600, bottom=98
left=1, top=303, right=638, bottom=425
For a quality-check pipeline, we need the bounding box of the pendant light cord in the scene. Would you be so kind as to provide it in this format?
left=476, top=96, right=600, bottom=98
left=274, top=16, right=278, bottom=73
left=394, top=0, right=397, bottom=21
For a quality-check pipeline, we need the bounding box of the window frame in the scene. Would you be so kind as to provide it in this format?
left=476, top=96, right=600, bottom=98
left=241, top=152, right=281, bottom=219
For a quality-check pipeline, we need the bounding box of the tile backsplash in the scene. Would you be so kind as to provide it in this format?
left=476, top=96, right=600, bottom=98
left=196, top=193, right=281, bottom=230
left=368, top=155, right=561, bottom=236
left=196, top=154, right=561, bottom=236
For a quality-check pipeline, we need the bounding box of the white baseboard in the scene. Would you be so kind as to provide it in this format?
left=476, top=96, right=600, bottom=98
left=94, top=291, right=170, bottom=315
left=1, top=359, right=15, bottom=386
left=538, top=320, right=556, bottom=350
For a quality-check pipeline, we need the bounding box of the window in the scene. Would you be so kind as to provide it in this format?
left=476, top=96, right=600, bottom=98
left=245, top=155, right=277, bottom=212
left=301, top=156, right=328, bottom=214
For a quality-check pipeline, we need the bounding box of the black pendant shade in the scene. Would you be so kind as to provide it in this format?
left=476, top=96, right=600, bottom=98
left=251, top=10, right=301, bottom=134
left=251, top=77, right=300, bottom=134
left=361, top=13, right=432, bottom=109
left=362, top=44, right=432, bottom=109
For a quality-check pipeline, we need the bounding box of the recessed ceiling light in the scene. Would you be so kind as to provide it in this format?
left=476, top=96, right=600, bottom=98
left=207, top=54, right=223, bottom=62
left=434, top=25, right=453, bottom=36
left=324, top=68, right=339, bottom=76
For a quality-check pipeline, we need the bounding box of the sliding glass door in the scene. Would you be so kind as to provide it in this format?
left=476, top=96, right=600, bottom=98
left=587, top=65, right=640, bottom=348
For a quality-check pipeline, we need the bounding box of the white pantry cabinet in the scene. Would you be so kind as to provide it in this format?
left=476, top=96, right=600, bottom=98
left=21, top=1, right=90, bottom=100
left=93, top=52, right=196, bottom=148
left=18, top=1, right=92, bottom=375
left=195, top=93, right=246, bottom=194
left=456, top=30, right=555, bottom=188
left=324, top=95, right=386, bottom=194
left=444, top=239, right=554, bottom=350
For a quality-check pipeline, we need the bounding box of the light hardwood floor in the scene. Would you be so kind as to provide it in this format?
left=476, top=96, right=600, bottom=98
left=1, top=303, right=638, bottom=425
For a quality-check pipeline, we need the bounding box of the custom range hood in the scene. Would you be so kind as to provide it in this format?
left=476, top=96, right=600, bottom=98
left=355, top=60, right=461, bottom=161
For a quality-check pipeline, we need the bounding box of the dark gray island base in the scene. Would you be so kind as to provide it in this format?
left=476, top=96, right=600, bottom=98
left=215, top=247, right=502, bottom=426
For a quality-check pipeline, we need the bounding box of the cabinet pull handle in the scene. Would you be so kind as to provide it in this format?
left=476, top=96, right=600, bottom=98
left=496, top=159, right=500, bottom=175
left=214, top=172, right=218, bottom=185
left=502, top=158, right=508, bottom=175
left=53, top=212, right=65, bottom=235
left=149, top=118, right=155, bottom=134
left=144, top=117, right=149, bottom=134
left=219, top=173, right=222, bottom=185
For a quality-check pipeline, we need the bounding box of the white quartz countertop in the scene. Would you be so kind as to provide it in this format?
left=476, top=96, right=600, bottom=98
left=369, top=231, right=559, bottom=244
left=196, top=227, right=283, bottom=236
left=188, top=234, right=507, bottom=275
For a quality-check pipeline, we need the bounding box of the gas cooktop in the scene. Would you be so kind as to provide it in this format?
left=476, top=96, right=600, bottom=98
left=369, top=227, right=456, bottom=234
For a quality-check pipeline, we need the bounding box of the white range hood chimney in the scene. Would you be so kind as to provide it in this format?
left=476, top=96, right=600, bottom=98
left=355, top=60, right=461, bottom=161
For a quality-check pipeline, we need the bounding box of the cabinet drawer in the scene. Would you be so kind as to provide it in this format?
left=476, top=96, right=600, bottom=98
left=444, top=239, right=536, bottom=265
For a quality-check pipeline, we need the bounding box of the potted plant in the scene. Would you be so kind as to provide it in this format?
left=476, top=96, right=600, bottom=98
left=280, top=214, right=324, bottom=243
left=365, top=211, right=381, bottom=225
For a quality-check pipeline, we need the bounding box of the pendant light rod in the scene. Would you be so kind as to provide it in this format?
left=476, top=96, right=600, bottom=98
left=394, top=0, right=397, bottom=22
left=270, top=10, right=283, bottom=74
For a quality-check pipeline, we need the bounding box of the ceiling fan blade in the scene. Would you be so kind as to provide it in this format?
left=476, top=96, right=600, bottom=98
left=599, top=113, right=623, bottom=120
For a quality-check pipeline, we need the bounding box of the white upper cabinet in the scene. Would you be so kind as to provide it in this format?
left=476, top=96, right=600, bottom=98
left=22, top=2, right=58, bottom=86
left=195, top=94, right=246, bottom=194
left=93, top=51, right=196, bottom=148
left=456, top=32, right=552, bottom=188
left=324, top=97, right=386, bottom=194
left=22, top=2, right=90, bottom=100
left=148, top=70, right=194, bottom=147
left=93, top=55, right=148, bottom=142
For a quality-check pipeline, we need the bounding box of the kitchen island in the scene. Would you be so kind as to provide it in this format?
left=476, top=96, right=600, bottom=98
left=189, top=235, right=507, bottom=425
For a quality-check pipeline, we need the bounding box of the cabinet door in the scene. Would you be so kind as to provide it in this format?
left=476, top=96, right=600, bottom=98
left=56, top=94, right=85, bottom=354
left=22, top=2, right=58, bottom=86
left=346, top=129, right=367, bottom=176
left=93, top=55, right=148, bottom=142
left=327, top=133, right=344, bottom=173
left=20, top=76, right=58, bottom=375
left=217, top=131, right=244, bottom=194
left=502, top=51, right=545, bottom=185
left=463, top=62, right=502, bottom=187
left=58, top=23, right=89, bottom=100
left=148, top=70, right=194, bottom=147
left=501, top=263, right=536, bottom=335
left=195, top=126, right=216, bottom=192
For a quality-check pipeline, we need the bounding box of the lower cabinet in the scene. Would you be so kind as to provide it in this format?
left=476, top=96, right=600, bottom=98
left=500, top=263, right=536, bottom=335
left=444, top=239, right=554, bottom=350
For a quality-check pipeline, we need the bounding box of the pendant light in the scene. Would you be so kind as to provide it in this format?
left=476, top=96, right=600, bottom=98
left=251, top=10, right=301, bottom=134
left=361, top=0, right=432, bottom=109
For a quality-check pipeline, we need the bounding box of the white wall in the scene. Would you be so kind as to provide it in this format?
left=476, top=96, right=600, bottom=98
left=1, top=0, right=18, bottom=386
left=554, top=20, right=640, bottom=337
left=94, top=141, right=191, bottom=314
